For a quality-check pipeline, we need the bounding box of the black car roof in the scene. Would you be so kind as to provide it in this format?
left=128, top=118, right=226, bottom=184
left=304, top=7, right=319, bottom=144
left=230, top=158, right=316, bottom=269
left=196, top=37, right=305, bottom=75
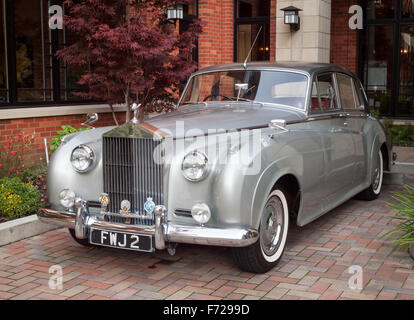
left=194, top=61, right=355, bottom=78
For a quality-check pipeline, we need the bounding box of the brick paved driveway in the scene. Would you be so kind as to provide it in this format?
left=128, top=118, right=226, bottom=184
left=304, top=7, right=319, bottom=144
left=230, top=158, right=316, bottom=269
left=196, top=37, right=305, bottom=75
left=1, top=184, right=414, bottom=300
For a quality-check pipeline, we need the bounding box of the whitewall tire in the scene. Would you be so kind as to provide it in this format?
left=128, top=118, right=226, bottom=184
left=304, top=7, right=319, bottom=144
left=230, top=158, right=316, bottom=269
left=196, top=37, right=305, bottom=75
left=232, top=184, right=289, bottom=273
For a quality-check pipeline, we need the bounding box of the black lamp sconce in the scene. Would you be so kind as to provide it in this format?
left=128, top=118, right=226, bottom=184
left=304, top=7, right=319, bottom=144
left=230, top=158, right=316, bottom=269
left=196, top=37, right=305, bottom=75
left=281, top=6, right=302, bottom=31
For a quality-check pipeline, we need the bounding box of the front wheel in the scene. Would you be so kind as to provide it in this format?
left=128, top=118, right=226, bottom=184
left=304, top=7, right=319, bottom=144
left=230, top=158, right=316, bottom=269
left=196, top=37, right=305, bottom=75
left=356, top=149, right=384, bottom=201
left=232, top=186, right=289, bottom=273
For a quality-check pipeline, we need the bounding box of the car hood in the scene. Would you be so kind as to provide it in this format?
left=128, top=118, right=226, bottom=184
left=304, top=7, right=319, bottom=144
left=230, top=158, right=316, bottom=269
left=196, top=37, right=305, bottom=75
left=141, top=103, right=306, bottom=139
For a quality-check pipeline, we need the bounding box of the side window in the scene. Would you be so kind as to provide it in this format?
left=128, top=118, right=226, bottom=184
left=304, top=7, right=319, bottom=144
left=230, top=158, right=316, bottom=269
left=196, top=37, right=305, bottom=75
left=310, top=81, right=320, bottom=111
left=353, top=79, right=367, bottom=111
left=337, top=73, right=357, bottom=110
left=310, top=73, right=338, bottom=112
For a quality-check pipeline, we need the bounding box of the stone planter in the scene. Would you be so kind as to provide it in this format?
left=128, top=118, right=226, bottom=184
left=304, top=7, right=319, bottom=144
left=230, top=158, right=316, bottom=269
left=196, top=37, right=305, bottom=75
left=0, top=214, right=59, bottom=246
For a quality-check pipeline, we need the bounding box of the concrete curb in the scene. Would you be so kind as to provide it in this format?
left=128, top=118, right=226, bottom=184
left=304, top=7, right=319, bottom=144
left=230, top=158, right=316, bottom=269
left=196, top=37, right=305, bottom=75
left=0, top=215, right=60, bottom=247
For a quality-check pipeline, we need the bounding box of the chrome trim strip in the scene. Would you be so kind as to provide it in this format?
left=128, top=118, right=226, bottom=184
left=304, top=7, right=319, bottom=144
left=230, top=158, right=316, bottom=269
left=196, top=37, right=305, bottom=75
left=38, top=208, right=76, bottom=229
left=165, top=224, right=259, bottom=247
left=37, top=208, right=258, bottom=248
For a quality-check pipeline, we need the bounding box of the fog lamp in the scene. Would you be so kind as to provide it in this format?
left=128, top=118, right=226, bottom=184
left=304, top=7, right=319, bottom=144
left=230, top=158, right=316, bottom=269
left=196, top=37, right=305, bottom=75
left=191, top=203, right=211, bottom=225
left=59, top=189, right=76, bottom=208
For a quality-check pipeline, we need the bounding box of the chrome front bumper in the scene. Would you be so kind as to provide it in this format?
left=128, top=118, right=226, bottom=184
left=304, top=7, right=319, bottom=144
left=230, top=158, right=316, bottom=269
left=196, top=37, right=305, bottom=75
left=38, top=205, right=259, bottom=250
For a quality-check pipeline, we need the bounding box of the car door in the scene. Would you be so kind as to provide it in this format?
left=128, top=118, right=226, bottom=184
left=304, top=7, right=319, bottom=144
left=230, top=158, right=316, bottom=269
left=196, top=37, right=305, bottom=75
left=336, top=73, right=368, bottom=186
left=312, top=72, right=355, bottom=202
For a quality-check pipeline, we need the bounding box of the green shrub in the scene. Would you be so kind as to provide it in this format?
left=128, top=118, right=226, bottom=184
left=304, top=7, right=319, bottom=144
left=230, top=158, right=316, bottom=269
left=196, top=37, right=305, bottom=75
left=0, top=177, right=41, bottom=220
left=49, top=125, right=89, bottom=153
left=381, top=118, right=414, bottom=147
left=386, top=185, right=414, bottom=246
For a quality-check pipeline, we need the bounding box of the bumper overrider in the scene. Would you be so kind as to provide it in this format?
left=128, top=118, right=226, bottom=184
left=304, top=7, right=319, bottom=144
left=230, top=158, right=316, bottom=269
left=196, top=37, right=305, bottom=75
left=38, top=199, right=259, bottom=251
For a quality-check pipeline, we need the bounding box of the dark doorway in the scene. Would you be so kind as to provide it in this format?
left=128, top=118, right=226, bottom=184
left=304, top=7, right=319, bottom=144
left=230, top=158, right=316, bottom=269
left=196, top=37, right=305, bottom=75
left=234, top=0, right=270, bottom=63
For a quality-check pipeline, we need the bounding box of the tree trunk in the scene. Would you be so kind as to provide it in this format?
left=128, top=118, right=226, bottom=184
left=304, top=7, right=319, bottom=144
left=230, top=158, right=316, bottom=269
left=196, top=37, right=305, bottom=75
left=125, top=86, right=130, bottom=123
left=109, top=104, right=119, bottom=126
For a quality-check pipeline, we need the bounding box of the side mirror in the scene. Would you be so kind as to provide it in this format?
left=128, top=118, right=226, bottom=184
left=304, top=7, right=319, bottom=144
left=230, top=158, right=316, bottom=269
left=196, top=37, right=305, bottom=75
left=269, top=119, right=287, bottom=130
left=81, top=113, right=98, bottom=128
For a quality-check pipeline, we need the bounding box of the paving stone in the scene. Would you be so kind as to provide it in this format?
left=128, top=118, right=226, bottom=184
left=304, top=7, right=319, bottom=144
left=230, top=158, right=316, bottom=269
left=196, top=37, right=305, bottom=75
left=0, top=186, right=412, bottom=300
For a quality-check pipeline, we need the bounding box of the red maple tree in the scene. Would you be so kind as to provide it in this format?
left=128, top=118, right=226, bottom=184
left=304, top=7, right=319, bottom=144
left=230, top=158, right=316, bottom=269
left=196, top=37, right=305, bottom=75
left=57, top=0, right=201, bottom=123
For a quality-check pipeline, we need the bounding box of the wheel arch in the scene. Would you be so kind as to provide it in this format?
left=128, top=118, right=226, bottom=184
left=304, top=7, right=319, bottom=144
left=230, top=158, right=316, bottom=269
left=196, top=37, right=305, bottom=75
left=251, top=170, right=302, bottom=230
left=380, top=142, right=390, bottom=171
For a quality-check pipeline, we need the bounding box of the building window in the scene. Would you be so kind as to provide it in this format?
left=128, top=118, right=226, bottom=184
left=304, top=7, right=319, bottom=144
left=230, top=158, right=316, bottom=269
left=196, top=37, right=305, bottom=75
left=0, top=0, right=7, bottom=103
left=361, top=0, right=414, bottom=118
left=0, top=0, right=86, bottom=108
left=234, top=0, right=270, bottom=63
left=179, top=0, right=198, bottom=64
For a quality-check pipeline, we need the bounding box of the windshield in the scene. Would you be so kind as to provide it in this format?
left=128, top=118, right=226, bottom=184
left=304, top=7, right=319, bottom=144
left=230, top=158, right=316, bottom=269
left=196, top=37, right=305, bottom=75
left=180, top=70, right=309, bottom=110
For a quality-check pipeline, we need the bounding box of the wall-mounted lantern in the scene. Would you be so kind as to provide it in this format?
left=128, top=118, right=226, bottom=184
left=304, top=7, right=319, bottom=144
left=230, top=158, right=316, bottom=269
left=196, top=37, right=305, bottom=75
left=167, top=4, right=184, bottom=22
left=281, top=6, right=302, bottom=31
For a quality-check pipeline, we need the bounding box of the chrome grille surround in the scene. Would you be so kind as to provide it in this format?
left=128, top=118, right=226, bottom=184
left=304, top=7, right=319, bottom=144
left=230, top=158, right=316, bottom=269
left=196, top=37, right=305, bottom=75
left=103, top=136, right=164, bottom=225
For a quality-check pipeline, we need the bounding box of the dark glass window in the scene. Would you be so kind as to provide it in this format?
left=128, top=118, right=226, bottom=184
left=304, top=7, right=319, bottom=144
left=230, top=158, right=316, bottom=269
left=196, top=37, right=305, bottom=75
left=402, top=0, right=414, bottom=18
left=0, top=1, right=7, bottom=103
left=398, top=25, right=414, bottom=116
left=362, top=25, right=394, bottom=115
left=236, top=0, right=270, bottom=18
left=366, top=0, right=395, bottom=20
left=14, top=0, right=52, bottom=102
left=235, top=0, right=270, bottom=63
left=361, top=1, right=414, bottom=118
left=1, top=0, right=87, bottom=108
left=180, top=0, right=198, bottom=64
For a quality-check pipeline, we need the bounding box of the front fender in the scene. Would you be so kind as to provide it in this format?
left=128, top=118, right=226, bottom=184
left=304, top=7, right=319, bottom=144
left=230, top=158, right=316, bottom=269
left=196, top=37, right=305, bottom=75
left=47, top=126, right=115, bottom=209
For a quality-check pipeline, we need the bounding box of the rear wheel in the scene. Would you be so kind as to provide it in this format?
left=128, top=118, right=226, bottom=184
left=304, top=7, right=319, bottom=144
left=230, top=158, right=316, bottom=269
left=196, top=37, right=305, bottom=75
left=356, top=149, right=384, bottom=201
left=68, top=228, right=93, bottom=247
left=232, top=185, right=289, bottom=273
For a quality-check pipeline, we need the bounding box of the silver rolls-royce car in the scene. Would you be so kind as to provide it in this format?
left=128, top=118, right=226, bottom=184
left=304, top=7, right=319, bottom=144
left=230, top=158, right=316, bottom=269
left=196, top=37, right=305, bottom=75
left=39, top=62, right=392, bottom=273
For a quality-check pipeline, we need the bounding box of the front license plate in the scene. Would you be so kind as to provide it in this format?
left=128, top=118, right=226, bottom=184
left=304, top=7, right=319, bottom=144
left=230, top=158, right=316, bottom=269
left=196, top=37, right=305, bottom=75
left=90, top=228, right=153, bottom=252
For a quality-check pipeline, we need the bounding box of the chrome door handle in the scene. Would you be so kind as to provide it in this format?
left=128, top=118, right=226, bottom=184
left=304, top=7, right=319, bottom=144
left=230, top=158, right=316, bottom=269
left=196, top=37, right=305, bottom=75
left=343, top=122, right=348, bottom=126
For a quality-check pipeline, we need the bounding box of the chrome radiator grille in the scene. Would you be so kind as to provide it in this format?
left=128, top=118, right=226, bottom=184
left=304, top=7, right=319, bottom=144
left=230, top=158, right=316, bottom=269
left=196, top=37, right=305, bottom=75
left=102, top=136, right=163, bottom=225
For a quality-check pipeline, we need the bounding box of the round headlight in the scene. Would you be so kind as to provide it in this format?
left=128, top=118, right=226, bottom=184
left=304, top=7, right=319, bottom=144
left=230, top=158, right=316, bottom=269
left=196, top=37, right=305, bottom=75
left=191, top=203, right=211, bottom=225
left=71, top=145, right=94, bottom=173
left=59, top=189, right=76, bottom=208
left=181, top=150, right=209, bottom=181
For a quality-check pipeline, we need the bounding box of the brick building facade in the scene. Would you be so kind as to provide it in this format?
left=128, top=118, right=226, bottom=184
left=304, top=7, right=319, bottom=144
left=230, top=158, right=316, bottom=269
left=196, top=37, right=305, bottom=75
left=0, top=0, right=413, bottom=160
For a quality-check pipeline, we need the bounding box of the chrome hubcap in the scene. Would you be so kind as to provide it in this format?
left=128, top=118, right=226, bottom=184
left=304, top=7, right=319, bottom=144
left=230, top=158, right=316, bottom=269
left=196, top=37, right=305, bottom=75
left=260, top=197, right=284, bottom=256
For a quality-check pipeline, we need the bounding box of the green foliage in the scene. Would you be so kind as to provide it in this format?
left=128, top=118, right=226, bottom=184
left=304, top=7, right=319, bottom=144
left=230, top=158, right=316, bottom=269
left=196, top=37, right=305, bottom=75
left=381, top=118, right=414, bottom=147
left=370, top=108, right=380, bottom=119
left=386, top=185, right=414, bottom=246
left=17, top=162, right=48, bottom=206
left=0, top=176, right=41, bottom=220
left=49, top=125, right=88, bottom=153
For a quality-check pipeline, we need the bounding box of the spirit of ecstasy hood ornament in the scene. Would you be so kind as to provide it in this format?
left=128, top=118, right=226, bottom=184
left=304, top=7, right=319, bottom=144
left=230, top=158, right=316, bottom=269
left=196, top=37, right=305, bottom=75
left=131, top=103, right=142, bottom=124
